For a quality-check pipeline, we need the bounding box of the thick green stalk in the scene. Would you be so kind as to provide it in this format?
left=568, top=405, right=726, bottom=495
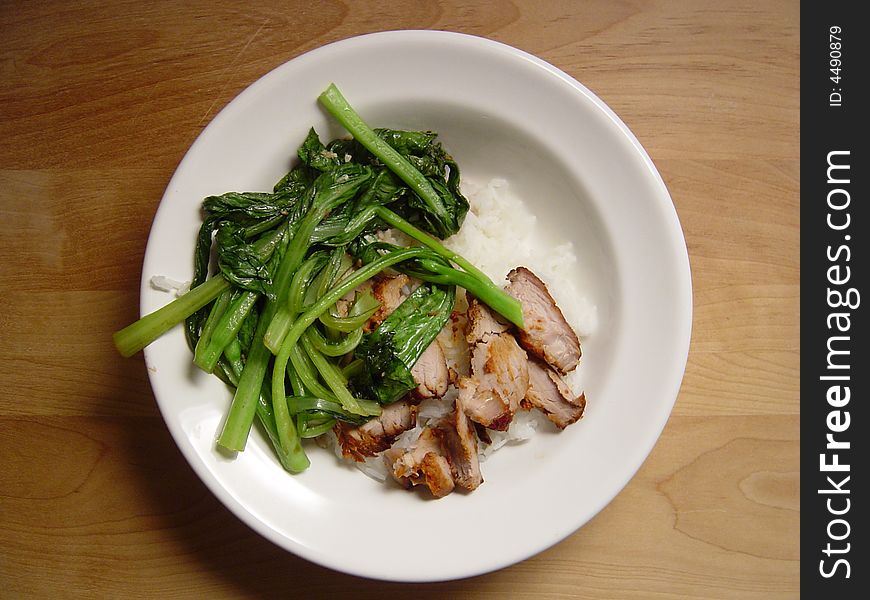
left=193, top=288, right=233, bottom=366
left=194, top=291, right=258, bottom=373
left=375, top=206, right=524, bottom=329
left=270, top=363, right=300, bottom=459
left=374, top=207, right=489, bottom=281
left=416, top=259, right=524, bottom=329
left=318, top=83, right=450, bottom=225
left=217, top=314, right=273, bottom=452
left=216, top=222, right=307, bottom=452
left=216, top=352, right=309, bottom=473
left=113, top=275, right=230, bottom=357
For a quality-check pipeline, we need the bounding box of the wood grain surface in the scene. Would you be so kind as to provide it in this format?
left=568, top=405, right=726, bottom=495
left=0, top=1, right=800, bottom=597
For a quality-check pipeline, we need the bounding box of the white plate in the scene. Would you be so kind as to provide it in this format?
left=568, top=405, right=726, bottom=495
left=141, top=31, right=692, bottom=582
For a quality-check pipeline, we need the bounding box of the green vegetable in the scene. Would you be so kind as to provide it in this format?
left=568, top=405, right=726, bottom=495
left=305, top=325, right=363, bottom=357
left=354, top=282, right=455, bottom=404
left=217, top=360, right=310, bottom=474
left=193, top=288, right=233, bottom=368
left=269, top=245, right=439, bottom=425
left=113, top=275, right=230, bottom=358
left=114, top=83, right=526, bottom=475
left=318, top=83, right=469, bottom=238
left=262, top=164, right=372, bottom=352
left=194, top=290, right=258, bottom=373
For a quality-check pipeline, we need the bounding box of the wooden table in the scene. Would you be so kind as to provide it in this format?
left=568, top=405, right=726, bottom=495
left=0, top=1, right=799, bottom=597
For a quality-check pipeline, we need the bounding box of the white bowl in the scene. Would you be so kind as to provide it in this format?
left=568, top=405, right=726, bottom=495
left=141, top=30, right=692, bottom=582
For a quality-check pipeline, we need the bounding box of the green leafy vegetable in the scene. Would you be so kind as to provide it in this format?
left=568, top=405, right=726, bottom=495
left=318, top=83, right=469, bottom=238
left=113, top=83, right=525, bottom=475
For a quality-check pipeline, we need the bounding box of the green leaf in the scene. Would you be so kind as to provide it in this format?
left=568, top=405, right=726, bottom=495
left=297, top=128, right=344, bottom=172
left=354, top=283, right=455, bottom=404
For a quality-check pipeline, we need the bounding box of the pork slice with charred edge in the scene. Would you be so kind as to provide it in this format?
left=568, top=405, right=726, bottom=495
left=410, top=339, right=450, bottom=399
left=522, top=357, right=586, bottom=429
left=504, top=266, right=582, bottom=374
left=383, top=400, right=483, bottom=497
left=434, top=399, right=483, bottom=491
left=334, top=399, right=418, bottom=461
left=365, top=273, right=411, bottom=331
left=457, top=298, right=529, bottom=431
left=383, top=426, right=455, bottom=498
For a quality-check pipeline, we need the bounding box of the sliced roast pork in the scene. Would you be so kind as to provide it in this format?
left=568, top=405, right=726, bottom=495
left=458, top=298, right=529, bottom=431
left=366, top=273, right=411, bottom=331
left=410, top=340, right=450, bottom=399
left=523, top=358, right=586, bottom=429
left=384, top=426, right=455, bottom=498
left=434, top=399, right=483, bottom=491
left=335, top=399, right=418, bottom=461
left=384, top=400, right=483, bottom=496
left=505, top=267, right=582, bottom=374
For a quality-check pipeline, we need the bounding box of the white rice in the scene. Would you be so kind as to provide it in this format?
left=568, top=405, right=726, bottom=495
left=445, top=177, right=598, bottom=395
left=149, top=275, right=191, bottom=297
left=448, top=178, right=598, bottom=332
